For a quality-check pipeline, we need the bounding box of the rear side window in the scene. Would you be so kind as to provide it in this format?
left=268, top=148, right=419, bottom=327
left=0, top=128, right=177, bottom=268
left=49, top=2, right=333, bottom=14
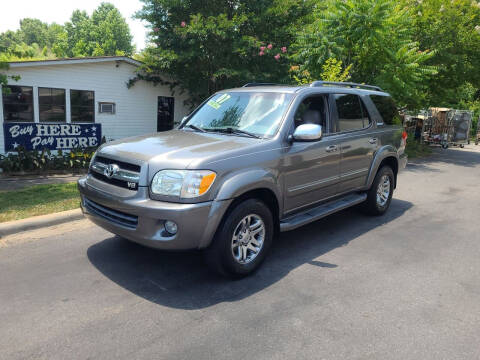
left=334, top=94, right=370, bottom=132
left=370, top=95, right=402, bottom=125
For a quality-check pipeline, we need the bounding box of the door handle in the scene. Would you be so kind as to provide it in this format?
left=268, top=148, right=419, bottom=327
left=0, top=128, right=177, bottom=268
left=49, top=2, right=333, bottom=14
left=369, top=138, right=378, bottom=144
left=326, top=145, right=338, bottom=153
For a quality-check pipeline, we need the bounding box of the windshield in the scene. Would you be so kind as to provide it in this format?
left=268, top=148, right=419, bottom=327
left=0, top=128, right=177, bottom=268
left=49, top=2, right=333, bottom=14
left=183, top=92, right=293, bottom=138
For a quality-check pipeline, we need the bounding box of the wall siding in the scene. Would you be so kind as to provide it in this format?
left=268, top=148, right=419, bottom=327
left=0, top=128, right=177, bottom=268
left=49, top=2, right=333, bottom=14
left=0, top=61, right=190, bottom=154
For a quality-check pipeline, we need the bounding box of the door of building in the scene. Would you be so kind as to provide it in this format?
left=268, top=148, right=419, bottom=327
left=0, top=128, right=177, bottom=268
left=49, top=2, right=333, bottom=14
left=157, top=96, right=175, bottom=131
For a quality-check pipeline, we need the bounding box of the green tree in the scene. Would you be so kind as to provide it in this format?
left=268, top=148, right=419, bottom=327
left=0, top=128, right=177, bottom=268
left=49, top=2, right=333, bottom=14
left=0, top=62, right=21, bottom=95
left=19, top=18, right=49, bottom=47
left=135, top=0, right=313, bottom=105
left=291, top=0, right=437, bottom=108
left=91, top=3, right=134, bottom=56
left=65, top=3, right=134, bottom=57
left=0, top=31, right=21, bottom=54
left=406, top=0, right=480, bottom=107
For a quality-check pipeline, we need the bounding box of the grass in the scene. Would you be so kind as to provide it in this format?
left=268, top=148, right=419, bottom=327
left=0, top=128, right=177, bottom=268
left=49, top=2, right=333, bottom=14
left=0, top=182, right=80, bottom=223
left=405, top=140, right=432, bottom=159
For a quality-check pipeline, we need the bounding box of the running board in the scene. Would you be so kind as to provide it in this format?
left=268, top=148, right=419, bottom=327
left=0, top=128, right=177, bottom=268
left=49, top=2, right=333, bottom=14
left=280, top=193, right=367, bottom=232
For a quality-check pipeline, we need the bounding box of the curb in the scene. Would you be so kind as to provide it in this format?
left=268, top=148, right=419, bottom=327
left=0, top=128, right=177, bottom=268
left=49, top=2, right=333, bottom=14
left=0, top=209, right=84, bottom=238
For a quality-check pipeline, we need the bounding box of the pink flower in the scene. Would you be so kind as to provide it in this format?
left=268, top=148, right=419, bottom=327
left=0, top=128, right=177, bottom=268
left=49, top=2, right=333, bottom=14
left=181, top=21, right=186, bottom=27
left=274, top=54, right=281, bottom=60
left=259, top=51, right=265, bottom=56
left=260, top=46, right=266, bottom=51
left=267, top=44, right=273, bottom=49
left=281, top=46, right=287, bottom=53
left=153, top=27, right=159, bottom=32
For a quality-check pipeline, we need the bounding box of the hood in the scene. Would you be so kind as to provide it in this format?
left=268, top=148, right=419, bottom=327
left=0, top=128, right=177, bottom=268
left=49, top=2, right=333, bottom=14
left=97, top=129, right=260, bottom=169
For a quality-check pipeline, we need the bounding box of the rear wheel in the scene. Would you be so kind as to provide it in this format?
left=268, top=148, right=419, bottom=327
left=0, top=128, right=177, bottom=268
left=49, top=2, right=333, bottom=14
left=204, top=198, right=274, bottom=278
left=362, top=166, right=394, bottom=216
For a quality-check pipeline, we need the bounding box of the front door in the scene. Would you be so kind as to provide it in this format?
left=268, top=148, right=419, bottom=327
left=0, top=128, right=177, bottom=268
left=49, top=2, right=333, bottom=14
left=283, top=95, right=341, bottom=214
left=331, top=93, right=377, bottom=192
left=157, top=96, right=175, bottom=132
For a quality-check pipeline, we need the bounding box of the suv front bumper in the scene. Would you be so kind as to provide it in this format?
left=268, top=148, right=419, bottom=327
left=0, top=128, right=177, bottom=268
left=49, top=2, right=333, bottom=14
left=77, top=177, right=231, bottom=250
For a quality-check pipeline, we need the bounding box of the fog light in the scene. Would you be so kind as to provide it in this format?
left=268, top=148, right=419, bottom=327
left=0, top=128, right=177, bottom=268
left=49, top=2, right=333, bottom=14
left=164, top=220, right=178, bottom=235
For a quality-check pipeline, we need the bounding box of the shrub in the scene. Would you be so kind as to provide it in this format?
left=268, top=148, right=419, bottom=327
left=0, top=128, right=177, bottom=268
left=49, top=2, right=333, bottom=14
left=0, top=146, right=96, bottom=174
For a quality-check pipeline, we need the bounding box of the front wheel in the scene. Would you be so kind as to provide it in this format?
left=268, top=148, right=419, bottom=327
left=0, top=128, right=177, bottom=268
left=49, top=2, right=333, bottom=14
left=362, top=166, right=394, bottom=216
left=204, top=199, right=274, bottom=278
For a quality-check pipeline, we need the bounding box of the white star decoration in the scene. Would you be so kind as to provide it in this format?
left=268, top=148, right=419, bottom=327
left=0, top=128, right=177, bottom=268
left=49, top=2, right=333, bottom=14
left=12, top=142, right=19, bottom=149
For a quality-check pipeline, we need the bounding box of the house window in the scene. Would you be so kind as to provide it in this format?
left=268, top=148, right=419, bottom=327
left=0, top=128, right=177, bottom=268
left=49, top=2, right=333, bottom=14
left=71, top=90, right=94, bottom=123
left=39, top=87, right=66, bottom=122
left=2, top=85, right=34, bottom=122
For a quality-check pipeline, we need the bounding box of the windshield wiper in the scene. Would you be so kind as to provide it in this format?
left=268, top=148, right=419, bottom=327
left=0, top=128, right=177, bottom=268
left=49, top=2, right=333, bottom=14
left=183, top=124, right=206, bottom=133
left=206, top=127, right=261, bottom=139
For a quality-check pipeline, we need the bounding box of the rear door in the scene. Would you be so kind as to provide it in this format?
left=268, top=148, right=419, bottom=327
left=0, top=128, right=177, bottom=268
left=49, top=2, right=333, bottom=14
left=331, top=93, right=378, bottom=193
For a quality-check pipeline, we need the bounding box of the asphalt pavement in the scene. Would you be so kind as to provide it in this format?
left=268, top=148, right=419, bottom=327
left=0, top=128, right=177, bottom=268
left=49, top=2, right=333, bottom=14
left=1, top=146, right=479, bottom=360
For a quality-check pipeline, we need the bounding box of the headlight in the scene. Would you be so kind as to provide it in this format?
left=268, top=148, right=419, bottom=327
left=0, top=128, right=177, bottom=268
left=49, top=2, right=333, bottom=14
left=151, top=170, right=217, bottom=198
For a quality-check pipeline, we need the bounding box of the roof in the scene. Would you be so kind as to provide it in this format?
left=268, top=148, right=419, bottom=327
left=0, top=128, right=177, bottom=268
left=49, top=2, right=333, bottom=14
left=8, top=56, right=142, bottom=68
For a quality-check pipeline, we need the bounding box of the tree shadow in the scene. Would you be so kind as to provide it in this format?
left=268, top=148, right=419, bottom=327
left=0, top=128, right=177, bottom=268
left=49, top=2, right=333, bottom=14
left=412, top=147, right=480, bottom=168
left=405, top=162, right=441, bottom=173
left=87, top=199, right=412, bottom=310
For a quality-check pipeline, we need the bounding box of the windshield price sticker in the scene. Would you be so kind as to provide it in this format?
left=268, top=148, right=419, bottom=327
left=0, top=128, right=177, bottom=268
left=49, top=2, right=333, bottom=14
left=216, top=94, right=231, bottom=104
left=207, top=94, right=231, bottom=110
left=207, top=100, right=221, bottom=109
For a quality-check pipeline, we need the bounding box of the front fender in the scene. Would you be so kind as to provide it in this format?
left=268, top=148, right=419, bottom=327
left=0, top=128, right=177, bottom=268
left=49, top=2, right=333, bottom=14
left=215, top=168, right=282, bottom=202
left=366, top=146, right=399, bottom=189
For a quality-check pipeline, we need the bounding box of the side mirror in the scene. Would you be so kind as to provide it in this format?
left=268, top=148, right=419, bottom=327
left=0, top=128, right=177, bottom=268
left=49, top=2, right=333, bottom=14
left=291, top=124, right=322, bottom=142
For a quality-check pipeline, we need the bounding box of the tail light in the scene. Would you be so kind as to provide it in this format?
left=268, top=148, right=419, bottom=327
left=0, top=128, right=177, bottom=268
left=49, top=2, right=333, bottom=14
left=401, top=131, right=407, bottom=147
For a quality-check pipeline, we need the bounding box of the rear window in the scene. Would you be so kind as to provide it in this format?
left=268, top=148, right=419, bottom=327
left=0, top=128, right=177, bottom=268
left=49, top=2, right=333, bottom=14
left=370, top=95, right=402, bottom=125
left=334, top=94, right=370, bottom=132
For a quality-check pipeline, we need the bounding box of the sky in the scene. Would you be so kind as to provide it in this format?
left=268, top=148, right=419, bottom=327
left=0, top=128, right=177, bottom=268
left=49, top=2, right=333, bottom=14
left=0, top=0, right=148, bottom=51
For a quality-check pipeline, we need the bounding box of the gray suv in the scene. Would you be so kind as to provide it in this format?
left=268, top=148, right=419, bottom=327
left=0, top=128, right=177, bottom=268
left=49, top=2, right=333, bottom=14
left=78, top=81, right=407, bottom=277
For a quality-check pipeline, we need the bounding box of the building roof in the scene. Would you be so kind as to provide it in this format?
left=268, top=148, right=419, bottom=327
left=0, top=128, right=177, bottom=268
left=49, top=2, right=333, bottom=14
left=8, top=56, right=142, bottom=68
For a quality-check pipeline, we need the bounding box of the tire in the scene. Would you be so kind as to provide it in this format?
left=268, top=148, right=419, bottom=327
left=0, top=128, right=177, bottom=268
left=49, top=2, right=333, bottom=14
left=204, top=198, right=274, bottom=278
left=362, top=166, right=394, bottom=216
left=442, top=144, right=448, bottom=149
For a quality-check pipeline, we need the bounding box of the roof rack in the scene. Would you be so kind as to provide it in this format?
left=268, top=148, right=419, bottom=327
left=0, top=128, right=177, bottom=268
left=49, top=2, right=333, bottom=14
left=310, top=81, right=382, bottom=92
left=242, top=83, right=281, bottom=87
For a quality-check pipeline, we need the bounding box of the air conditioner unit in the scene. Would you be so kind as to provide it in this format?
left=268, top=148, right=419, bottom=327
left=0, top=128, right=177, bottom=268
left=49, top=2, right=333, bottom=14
left=99, top=102, right=115, bottom=114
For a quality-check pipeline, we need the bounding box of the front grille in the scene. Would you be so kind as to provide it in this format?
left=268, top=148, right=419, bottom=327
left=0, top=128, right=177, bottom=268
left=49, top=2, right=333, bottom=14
left=95, top=156, right=141, bottom=172
left=90, top=155, right=141, bottom=191
left=84, top=198, right=138, bottom=229
left=90, top=171, right=138, bottom=190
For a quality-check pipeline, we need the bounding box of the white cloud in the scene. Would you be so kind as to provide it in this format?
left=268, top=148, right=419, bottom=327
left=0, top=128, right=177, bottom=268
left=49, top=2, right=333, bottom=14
left=0, top=0, right=148, bottom=51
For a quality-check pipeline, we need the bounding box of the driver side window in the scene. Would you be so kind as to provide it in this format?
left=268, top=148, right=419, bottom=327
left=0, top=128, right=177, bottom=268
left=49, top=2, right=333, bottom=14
left=294, top=95, right=329, bottom=132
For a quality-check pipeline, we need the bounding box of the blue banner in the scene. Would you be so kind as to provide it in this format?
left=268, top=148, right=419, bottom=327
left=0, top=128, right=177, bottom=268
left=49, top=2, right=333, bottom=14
left=3, top=123, right=102, bottom=152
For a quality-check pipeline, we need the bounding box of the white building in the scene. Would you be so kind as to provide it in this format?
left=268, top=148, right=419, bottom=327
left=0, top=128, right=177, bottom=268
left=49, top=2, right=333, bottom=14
left=0, top=56, right=190, bottom=154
